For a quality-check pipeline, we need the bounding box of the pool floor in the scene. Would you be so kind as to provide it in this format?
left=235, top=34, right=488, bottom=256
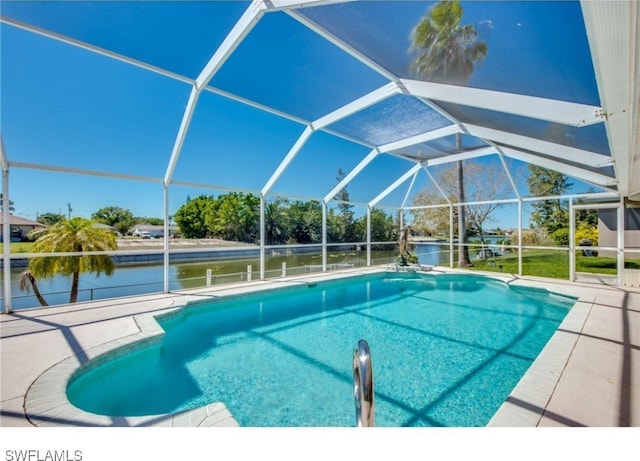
left=66, top=273, right=574, bottom=426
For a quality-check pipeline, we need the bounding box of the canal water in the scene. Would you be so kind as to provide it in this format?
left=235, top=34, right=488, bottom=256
left=2, top=243, right=450, bottom=310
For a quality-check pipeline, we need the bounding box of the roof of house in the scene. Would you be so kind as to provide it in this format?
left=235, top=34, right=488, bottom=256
left=92, top=222, right=116, bottom=231
left=0, top=213, right=46, bottom=227
left=133, top=224, right=179, bottom=232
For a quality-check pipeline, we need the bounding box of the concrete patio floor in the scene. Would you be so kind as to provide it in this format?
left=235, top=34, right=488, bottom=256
left=1, top=267, right=639, bottom=428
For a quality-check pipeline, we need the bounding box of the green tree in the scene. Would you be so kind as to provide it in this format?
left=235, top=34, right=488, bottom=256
left=576, top=208, right=598, bottom=228
left=264, top=199, right=290, bottom=245
left=326, top=208, right=344, bottom=244
left=37, top=212, right=65, bottom=226
left=18, top=218, right=117, bottom=305
left=333, top=168, right=356, bottom=243
left=527, top=165, right=572, bottom=233
left=92, top=206, right=135, bottom=235
left=134, top=217, right=164, bottom=226
left=410, top=1, right=487, bottom=266
left=208, top=192, right=259, bottom=242
left=354, top=208, right=398, bottom=246
left=287, top=200, right=322, bottom=244
left=174, top=195, right=214, bottom=238
left=575, top=193, right=599, bottom=228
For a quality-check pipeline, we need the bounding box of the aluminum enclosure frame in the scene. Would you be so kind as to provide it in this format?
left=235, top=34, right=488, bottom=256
left=1, top=0, right=638, bottom=313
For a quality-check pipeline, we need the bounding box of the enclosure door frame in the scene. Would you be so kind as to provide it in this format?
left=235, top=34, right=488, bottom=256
left=570, top=199, right=624, bottom=285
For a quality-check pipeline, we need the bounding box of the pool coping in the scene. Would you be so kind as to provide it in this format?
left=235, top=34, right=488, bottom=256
left=488, top=291, right=594, bottom=426
left=20, top=268, right=597, bottom=427
left=23, top=308, right=240, bottom=427
left=22, top=268, right=389, bottom=427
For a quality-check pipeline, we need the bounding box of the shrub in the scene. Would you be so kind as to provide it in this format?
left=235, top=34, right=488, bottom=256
left=551, top=227, right=569, bottom=246
left=576, top=223, right=598, bottom=246
left=547, top=224, right=598, bottom=246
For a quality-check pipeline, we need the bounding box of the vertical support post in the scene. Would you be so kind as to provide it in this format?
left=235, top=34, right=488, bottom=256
left=163, top=184, right=170, bottom=294
left=322, top=201, right=328, bottom=272
left=617, top=197, right=625, bottom=286
left=366, top=206, right=372, bottom=267
left=247, top=265, right=252, bottom=282
left=569, top=198, right=576, bottom=282
left=281, top=262, right=286, bottom=277
left=3, top=168, right=11, bottom=314
left=518, top=199, right=523, bottom=276
left=449, top=204, right=454, bottom=268
left=260, top=194, right=265, bottom=280
left=206, top=269, right=212, bottom=287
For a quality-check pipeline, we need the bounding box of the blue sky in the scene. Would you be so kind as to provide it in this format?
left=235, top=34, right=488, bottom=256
left=1, top=1, right=607, bottom=229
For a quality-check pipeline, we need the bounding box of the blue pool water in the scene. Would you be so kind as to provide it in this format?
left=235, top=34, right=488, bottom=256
left=66, top=272, right=575, bottom=427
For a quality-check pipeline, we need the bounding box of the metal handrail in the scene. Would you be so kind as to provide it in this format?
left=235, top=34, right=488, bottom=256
left=353, top=339, right=374, bottom=427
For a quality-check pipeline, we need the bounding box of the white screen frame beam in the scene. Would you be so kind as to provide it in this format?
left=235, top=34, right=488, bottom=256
left=581, top=0, right=639, bottom=198
left=501, top=147, right=618, bottom=191
left=370, top=163, right=423, bottom=208
left=401, top=78, right=605, bottom=127
left=426, top=146, right=497, bottom=166
left=465, top=124, right=612, bottom=168
left=262, top=125, right=315, bottom=196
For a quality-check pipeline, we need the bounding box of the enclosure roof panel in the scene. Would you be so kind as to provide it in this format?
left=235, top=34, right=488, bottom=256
left=1, top=0, right=637, bottom=213
left=298, top=1, right=601, bottom=104
left=0, top=1, right=248, bottom=79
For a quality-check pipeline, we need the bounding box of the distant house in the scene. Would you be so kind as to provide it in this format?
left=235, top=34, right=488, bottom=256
left=0, top=213, right=46, bottom=242
left=598, top=206, right=640, bottom=260
left=131, top=224, right=179, bottom=238
left=91, top=222, right=120, bottom=236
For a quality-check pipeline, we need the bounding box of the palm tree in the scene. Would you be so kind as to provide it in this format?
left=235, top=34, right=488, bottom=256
left=264, top=200, right=290, bottom=245
left=410, top=1, right=487, bottom=85
left=0, top=193, right=15, bottom=214
left=455, top=141, right=471, bottom=266
left=18, top=217, right=117, bottom=305
left=410, top=0, right=487, bottom=267
left=18, top=269, right=49, bottom=307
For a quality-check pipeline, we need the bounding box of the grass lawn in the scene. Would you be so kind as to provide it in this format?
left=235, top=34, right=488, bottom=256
left=0, top=242, right=36, bottom=253
left=466, top=249, right=640, bottom=279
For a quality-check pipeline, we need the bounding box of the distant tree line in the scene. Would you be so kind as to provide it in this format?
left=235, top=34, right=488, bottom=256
left=36, top=208, right=164, bottom=236
left=173, top=192, right=399, bottom=245
left=30, top=192, right=399, bottom=246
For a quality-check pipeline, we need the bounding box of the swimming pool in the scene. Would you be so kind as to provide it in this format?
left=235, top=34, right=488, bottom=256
left=66, top=272, right=575, bottom=426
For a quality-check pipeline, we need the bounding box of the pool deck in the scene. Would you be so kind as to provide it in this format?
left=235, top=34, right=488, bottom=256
left=1, top=266, right=639, bottom=428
